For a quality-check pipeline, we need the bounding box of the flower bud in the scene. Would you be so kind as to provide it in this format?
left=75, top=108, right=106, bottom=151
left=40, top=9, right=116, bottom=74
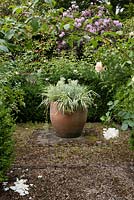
left=95, top=62, right=104, bottom=72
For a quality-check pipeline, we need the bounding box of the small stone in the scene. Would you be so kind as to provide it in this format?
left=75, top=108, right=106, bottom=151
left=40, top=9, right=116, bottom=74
left=96, top=141, right=102, bottom=145
left=4, top=187, right=9, bottom=191
left=38, top=175, right=43, bottom=179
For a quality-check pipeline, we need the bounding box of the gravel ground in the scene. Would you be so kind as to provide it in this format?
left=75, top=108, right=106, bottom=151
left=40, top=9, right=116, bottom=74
left=0, top=123, right=134, bottom=200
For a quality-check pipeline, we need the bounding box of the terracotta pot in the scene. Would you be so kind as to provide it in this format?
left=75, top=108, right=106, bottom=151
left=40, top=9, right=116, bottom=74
left=50, top=102, right=87, bottom=138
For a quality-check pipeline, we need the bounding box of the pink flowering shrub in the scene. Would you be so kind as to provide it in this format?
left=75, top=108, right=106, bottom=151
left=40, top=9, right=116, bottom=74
left=56, top=2, right=122, bottom=51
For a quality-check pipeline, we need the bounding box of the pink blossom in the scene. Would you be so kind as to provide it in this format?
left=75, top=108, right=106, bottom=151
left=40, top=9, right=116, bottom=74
left=59, top=31, right=65, bottom=38
left=113, top=20, right=122, bottom=28
left=89, top=28, right=96, bottom=33
left=63, top=12, right=68, bottom=17
left=74, top=22, right=82, bottom=28
left=86, top=24, right=92, bottom=29
left=95, top=62, right=104, bottom=72
left=81, top=10, right=91, bottom=17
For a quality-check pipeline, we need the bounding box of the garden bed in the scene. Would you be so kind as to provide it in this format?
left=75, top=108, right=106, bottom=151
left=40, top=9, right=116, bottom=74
left=0, top=123, right=134, bottom=200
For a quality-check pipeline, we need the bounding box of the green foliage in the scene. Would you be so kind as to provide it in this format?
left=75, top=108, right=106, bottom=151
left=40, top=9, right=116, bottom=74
left=55, top=0, right=93, bottom=11
left=16, top=74, right=46, bottom=122
left=93, top=37, right=133, bottom=92
left=115, top=77, right=134, bottom=113
left=100, top=74, right=134, bottom=129
left=118, top=111, right=134, bottom=131
left=0, top=0, right=133, bottom=125
left=119, top=3, right=134, bottom=19
left=109, top=0, right=132, bottom=14
left=42, top=78, right=98, bottom=113
left=100, top=100, right=119, bottom=124
left=129, top=131, right=134, bottom=150
left=109, top=77, right=134, bottom=130
left=0, top=101, right=15, bottom=182
left=0, top=60, right=25, bottom=119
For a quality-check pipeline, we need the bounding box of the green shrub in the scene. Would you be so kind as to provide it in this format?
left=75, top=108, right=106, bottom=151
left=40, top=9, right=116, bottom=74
left=0, top=58, right=46, bottom=122
left=100, top=76, right=134, bottom=129
left=16, top=74, right=47, bottom=122
left=111, top=77, right=134, bottom=130
left=115, top=77, right=134, bottom=113
left=40, top=57, right=110, bottom=121
left=0, top=100, right=14, bottom=182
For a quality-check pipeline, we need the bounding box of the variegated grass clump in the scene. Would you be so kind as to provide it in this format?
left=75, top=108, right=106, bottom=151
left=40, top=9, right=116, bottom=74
left=42, top=78, right=98, bottom=113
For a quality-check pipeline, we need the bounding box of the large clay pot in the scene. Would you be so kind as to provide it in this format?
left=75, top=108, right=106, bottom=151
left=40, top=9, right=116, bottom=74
left=50, top=102, right=87, bottom=138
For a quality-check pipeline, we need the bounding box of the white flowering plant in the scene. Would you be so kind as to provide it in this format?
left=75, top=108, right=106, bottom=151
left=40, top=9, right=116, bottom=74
left=103, top=127, right=119, bottom=140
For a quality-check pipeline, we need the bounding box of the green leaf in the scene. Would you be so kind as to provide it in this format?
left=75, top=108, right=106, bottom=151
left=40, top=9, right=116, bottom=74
left=13, top=6, right=26, bottom=14
left=116, top=31, right=123, bottom=35
left=45, top=0, right=56, bottom=7
left=5, top=30, right=15, bottom=40
left=90, top=38, right=98, bottom=49
left=106, top=111, right=110, bottom=117
left=30, top=18, right=40, bottom=32
left=0, top=45, right=9, bottom=52
left=0, top=39, right=6, bottom=44
left=107, top=101, right=113, bottom=106
left=64, top=24, right=70, bottom=31
left=122, top=113, right=131, bottom=119
left=121, top=123, right=128, bottom=131
left=126, top=60, right=132, bottom=65
left=100, top=116, right=106, bottom=121
left=128, top=121, right=134, bottom=128
left=32, top=0, right=40, bottom=5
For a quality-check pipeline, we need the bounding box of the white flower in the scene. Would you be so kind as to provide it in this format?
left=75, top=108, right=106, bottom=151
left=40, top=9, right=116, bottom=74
left=9, top=178, right=30, bottom=196
left=129, top=32, right=134, bottom=37
left=95, top=61, right=104, bottom=72
left=103, top=128, right=119, bottom=140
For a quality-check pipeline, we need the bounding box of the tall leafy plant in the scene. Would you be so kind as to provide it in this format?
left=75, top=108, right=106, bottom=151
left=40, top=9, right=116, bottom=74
left=0, top=100, right=14, bottom=182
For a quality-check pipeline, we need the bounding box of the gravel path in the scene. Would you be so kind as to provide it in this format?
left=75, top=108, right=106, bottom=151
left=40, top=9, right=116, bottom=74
left=0, top=123, right=134, bottom=200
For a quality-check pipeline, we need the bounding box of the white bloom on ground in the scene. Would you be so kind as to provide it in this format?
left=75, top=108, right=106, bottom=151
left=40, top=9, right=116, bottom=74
left=95, top=61, right=104, bottom=72
left=103, top=128, right=119, bottom=140
left=9, top=178, right=29, bottom=196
